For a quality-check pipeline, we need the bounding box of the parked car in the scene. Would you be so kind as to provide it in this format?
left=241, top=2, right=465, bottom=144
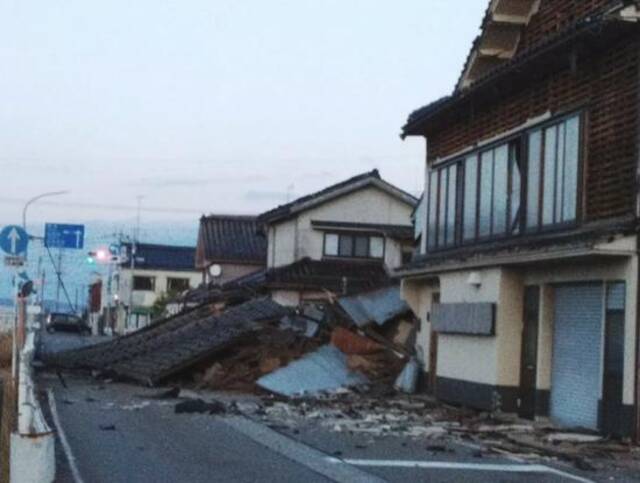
left=46, top=312, right=91, bottom=335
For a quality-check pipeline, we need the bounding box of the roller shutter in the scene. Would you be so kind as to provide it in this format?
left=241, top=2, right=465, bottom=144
left=550, top=283, right=603, bottom=430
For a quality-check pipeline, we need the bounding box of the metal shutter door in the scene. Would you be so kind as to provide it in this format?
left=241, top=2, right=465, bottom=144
left=550, top=283, right=603, bottom=430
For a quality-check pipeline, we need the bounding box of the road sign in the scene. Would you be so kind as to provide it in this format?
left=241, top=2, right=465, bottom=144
left=4, top=256, right=25, bottom=267
left=44, top=223, right=85, bottom=250
left=0, top=225, right=28, bottom=255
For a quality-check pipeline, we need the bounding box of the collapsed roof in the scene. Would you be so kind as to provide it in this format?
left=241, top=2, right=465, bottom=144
left=50, top=298, right=288, bottom=386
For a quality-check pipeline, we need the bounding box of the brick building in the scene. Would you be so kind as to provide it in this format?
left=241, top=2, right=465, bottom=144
left=399, top=0, right=640, bottom=438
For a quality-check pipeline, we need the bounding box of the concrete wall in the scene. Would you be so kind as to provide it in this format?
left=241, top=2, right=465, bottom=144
left=266, top=186, right=414, bottom=268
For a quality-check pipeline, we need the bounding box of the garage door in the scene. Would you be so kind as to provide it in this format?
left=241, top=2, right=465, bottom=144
left=550, top=283, right=603, bottom=430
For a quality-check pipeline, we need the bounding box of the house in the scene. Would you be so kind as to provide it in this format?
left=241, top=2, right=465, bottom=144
left=398, top=0, right=640, bottom=438
left=111, top=242, right=201, bottom=333
left=251, top=169, right=418, bottom=306
left=195, top=215, right=267, bottom=286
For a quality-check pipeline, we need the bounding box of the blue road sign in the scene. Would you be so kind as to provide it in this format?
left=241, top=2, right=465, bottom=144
left=0, top=225, right=28, bottom=255
left=44, top=223, right=85, bottom=250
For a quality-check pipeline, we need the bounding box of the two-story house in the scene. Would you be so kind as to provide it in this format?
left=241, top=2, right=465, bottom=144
left=245, top=170, right=417, bottom=306
left=399, top=0, right=640, bottom=438
left=113, top=242, right=201, bottom=333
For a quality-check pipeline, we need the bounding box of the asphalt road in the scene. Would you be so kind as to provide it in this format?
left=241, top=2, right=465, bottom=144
left=38, top=370, right=593, bottom=483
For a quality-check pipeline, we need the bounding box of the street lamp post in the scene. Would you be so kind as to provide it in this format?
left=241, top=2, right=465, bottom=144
left=22, top=190, right=70, bottom=231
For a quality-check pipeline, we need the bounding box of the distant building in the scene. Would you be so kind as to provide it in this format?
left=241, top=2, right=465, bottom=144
left=109, top=243, right=200, bottom=333
left=195, top=215, right=267, bottom=285
left=246, top=169, right=418, bottom=306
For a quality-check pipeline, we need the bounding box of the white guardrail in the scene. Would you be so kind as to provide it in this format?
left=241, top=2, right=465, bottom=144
left=10, top=331, right=55, bottom=483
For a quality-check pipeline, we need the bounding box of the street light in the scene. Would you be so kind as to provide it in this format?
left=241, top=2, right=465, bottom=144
left=22, top=190, right=70, bottom=230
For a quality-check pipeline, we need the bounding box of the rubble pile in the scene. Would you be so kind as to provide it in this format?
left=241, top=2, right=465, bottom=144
left=252, top=392, right=640, bottom=472
left=193, top=328, right=327, bottom=392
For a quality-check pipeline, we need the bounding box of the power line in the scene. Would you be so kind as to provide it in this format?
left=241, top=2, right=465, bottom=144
left=0, top=197, right=203, bottom=215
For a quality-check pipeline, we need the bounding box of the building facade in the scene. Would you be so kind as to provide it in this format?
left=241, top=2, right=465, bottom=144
left=399, top=0, right=640, bottom=438
left=109, top=243, right=201, bottom=333
left=255, top=170, right=417, bottom=306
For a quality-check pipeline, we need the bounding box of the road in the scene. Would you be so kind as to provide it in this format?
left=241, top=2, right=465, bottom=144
left=38, top=332, right=596, bottom=483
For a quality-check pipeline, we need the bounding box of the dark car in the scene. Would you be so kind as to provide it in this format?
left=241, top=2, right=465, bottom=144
left=46, top=312, right=91, bottom=335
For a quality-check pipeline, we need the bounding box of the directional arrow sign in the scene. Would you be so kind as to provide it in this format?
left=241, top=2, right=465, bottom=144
left=44, top=223, right=85, bottom=250
left=0, top=225, right=28, bottom=255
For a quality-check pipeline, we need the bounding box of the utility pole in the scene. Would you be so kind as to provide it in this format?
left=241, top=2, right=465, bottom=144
left=127, top=196, right=143, bottom=332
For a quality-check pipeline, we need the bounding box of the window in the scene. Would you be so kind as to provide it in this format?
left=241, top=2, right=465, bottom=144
left=167, top=277, right=190, bottom=293
left=133, top=276, right=155, bottom=291
left=338, top=235, right=353, bottom=257
left=324, top=234, right=339, bottom=256
left=323, top=233, right=384, bottom=259
left=527, top=115, right=580, bottom=230
left=426, top=112, right=582, bottom=251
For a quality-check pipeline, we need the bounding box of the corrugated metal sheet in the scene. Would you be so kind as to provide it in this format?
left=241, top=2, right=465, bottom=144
left=257, top=345, right=368, bottom=397
left=338, top=286, right=411, bottom=327
left=431, top=303, right=494, bottom=335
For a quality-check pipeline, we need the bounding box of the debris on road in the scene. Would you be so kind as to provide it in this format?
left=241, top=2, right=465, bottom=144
left=174, top=399, right=226, bottom=415
left=99, top=424, right=116, bottom=431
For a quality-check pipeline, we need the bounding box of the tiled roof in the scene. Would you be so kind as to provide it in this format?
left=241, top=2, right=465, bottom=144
left=197, top=215, right=267, bottom=265
left=310, top=220, right=414, bottom=241
left=51, top=298, right=288, bottom=385
left=121, top=243, right=196, bottom=272
left=257, top=170, right=418, bottom=225
left=233, top=257, right=391, bottom=295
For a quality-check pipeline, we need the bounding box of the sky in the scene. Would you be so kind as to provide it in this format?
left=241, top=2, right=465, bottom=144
left=1, top=0, right=487, bottom=229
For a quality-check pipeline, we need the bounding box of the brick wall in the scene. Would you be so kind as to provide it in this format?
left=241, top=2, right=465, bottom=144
left=426, top=37, right=639, bottom=222
left=518, top=0, right=614, bottom=53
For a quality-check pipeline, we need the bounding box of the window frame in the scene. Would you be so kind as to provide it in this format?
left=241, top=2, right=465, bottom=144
left=132, top=275, right=156, bottom=292
left=425, top=110, right=584, bottom=253
left=322, top=232, right=385, bottom=260
left=167, top=277, right=190, bottom=293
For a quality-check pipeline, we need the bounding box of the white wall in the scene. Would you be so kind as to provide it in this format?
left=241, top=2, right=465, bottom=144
left=402, top=244, right=638, bottom=407
left=267, top=186, right=414, bottom=268
left=115, top=268, right=202, bottom=308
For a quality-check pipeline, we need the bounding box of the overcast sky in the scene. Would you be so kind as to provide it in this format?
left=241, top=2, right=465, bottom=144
left=1, top=0, right=486, bottom=226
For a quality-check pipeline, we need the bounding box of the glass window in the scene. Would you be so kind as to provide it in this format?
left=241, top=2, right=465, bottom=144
left=167, top=277, right=190, bottom=293
left=427, top=172, right=438, bottom=250
left=370, top=237, right=384, bottom=258
left=446, top=165, right=457, bottom=246
left=542, top=125, right=557, bottom=226
left=324, top=234, right=338, bottom=256
left=509, top=143, right=521, bottom=234
left=338, top=235, right=353, bottom=257
left=463, top=155, right=477, bottom=241
left=527, top=131, right=542, bottom=230
left=133, top=276, right=155, bottom=291
left=479, top=151, right=493, bottom=238
left=493, top=145, right=508, bottom=235
left=563, top=116, right=580, bottom=222
left=530, top=115, right=581, bottom=229
left=354, top=236, right=369, bottom=257
left=438, top=168, right=448, bottom=247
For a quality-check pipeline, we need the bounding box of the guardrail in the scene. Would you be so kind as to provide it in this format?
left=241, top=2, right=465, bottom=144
left=5, top=297, right=55, bottom=483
